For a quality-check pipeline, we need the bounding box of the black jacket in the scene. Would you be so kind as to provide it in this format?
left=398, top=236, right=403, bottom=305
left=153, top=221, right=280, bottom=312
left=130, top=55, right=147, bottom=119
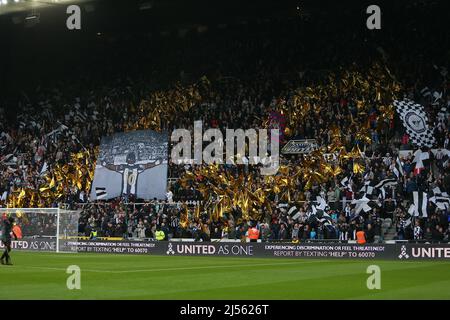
left=366, top=228, right=375, bottom=243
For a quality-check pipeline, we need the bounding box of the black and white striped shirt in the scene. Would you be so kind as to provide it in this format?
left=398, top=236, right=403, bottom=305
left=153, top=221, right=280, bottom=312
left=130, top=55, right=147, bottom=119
left=170, top=217, right=180, bottom=229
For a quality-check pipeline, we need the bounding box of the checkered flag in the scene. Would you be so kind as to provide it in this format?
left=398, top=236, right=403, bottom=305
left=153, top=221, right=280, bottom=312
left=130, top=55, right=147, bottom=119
left=394, top=99, right=435, bottom=148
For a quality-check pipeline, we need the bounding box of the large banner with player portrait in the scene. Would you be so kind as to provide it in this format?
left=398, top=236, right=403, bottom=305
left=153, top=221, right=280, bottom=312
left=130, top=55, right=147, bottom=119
left=90, top=130, right=168, bottom=201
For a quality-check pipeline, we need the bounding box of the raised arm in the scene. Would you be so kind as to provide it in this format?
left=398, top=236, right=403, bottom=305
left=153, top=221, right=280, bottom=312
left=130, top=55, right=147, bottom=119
left=141, top=158, right=163, bottom=170
left=102, top=162, right=124, bottom=172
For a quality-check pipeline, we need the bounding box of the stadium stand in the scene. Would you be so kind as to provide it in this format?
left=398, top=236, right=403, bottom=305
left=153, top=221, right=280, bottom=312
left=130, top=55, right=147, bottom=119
left=0, top=0, right=449, bottom=243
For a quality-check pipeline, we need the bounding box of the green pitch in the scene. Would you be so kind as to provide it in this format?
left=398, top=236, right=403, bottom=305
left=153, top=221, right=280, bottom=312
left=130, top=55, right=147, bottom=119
left=1, top=251, right=450, bottom=299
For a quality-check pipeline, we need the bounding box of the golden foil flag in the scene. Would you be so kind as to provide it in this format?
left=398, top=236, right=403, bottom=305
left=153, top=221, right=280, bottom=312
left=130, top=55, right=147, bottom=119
left=194, top=204, right=201, bottom=220
left=125, top=78, right=208, bottom=132
left=353, top=162, right=365, bottom=174
left=379, top=104, right=395, bottom=121
left=331, top=165, right=343, bottom=177
left=349, top=144, right=364, bottom=159
left=354, top=122, right=372, bottom=144
left=49, top=177, right=56, bottom=188
left=18, top=188, right=26, bottom=200
left=320, top=163, right=334, bottom=176
left=6, top=149, right=97, bottom=208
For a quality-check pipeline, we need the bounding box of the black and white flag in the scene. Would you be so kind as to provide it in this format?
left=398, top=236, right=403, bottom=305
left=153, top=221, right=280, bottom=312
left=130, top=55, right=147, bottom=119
left=429, top=187, right=450, bottom=211
left=314, top=196, right=328, bottom=211
left=378, top=187, right=386, bottom=200
left=351, top=195, right=372, bottom=215
left=374, top=178, right=397, bottom=189
left=74, top=111, right=88, bottom=123
left=40, top=162, right=48, bottom=176
left=359, top=180, right=374, bottom=196
left=432, top=91, right=443, bottom=105
left=393, top=157, right=404, bottom=179
left=317, top=211, right=333, bottom=225
left=95, top=187, right=108, bottom=200
left=442, top=150, right=450, bottom=168
left=287, top=205, right=301, bottom=220
left=363, top=180, right=387, bottom=200
left=394, top=99, right=436, bottom=148
left=310, top=206, right=332, bottom=225
left=412, top=191, right=428, bottom=218
left=437, top=105, right=448, bottom=128
left=420, top=87, right=431, bottom=98
left=340, top=176, right=353, bottom=192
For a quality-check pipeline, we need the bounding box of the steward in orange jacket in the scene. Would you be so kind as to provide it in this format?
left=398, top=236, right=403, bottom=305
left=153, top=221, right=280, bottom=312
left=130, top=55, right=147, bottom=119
left=356, top=228, right=366, bottom=245
left=248, top=227, right=260, bottom=242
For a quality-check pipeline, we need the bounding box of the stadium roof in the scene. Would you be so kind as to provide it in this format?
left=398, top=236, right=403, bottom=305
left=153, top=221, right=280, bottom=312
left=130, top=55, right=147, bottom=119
left=0, top=0, right=94, bottom=16
left=0, top=0, right=303, bottom=31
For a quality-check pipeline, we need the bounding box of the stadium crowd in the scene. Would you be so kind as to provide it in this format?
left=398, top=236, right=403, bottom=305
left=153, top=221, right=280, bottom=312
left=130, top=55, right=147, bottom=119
left=1, top=3, right=449, bottom=243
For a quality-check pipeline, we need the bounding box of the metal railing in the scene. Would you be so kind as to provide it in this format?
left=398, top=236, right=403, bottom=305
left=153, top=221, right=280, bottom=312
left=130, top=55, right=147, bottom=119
left=74, top=198, right=399, bottom=210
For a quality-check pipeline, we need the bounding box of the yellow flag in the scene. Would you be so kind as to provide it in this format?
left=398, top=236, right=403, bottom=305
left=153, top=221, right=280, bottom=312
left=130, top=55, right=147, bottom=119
left=49, top=177, right=56, bottom=188
left=353, top=162, right=365, bottom=174
left=18, top=188, right=26, bottom=200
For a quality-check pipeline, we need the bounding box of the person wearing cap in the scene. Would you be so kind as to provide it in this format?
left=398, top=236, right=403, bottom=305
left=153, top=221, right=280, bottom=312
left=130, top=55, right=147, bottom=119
left=1, top=216, right=18, bottom=265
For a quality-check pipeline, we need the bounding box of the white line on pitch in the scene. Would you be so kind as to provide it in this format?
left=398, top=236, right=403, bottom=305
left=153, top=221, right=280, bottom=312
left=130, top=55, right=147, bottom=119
left=20, top=260, right=328, bottom=274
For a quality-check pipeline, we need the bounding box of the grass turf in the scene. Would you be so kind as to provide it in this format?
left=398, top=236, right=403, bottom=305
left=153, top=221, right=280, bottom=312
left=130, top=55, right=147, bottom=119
left=0, top=251, right=449, bottom=299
